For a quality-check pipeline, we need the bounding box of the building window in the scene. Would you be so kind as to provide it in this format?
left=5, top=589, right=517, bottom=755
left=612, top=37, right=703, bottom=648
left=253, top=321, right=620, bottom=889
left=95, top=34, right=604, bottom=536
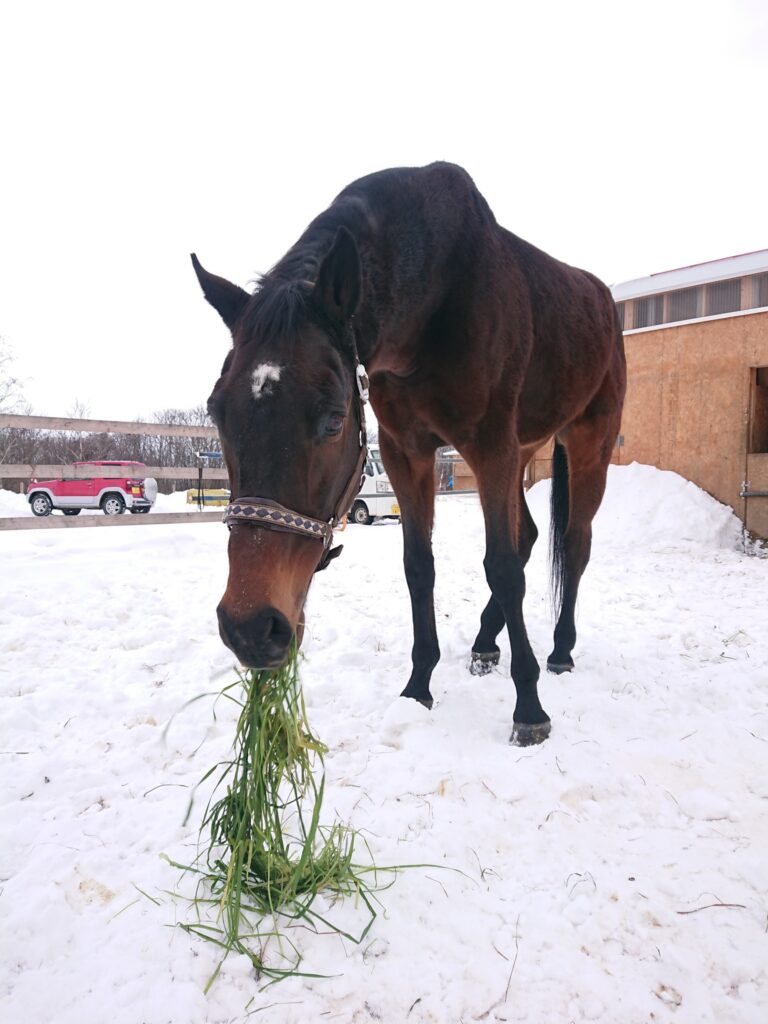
left=749, top=367, right=768, bottom=454
left=623, top=268, right=768, bottom=330
left=633, top=294, right=664, bottom=329
left=667, top=286, right=701, bottom=323
left=752, top=273, right=768, bottom=309
left=705, top=278, right=741, bottom=316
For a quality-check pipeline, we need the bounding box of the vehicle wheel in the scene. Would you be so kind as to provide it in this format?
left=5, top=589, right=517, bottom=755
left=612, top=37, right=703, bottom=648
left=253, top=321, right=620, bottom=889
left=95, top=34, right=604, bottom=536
left=102, top=494, right=126, bottom=516
left=63, top=509, right=81, bottom=516
left=30, top=493, right=53, bottom=517
left=130, top=507, right=150, bottom=514
left=351, top=501, right=373, bottom=525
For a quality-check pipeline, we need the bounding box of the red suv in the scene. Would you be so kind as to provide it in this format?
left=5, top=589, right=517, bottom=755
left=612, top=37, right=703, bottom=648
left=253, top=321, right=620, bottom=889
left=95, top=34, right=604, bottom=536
left=27, top=461, right=158, bottom=516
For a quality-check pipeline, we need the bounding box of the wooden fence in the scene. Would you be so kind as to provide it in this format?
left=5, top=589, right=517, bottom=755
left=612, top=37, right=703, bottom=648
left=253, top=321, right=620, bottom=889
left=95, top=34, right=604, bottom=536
left=0, top=413, right=227, bottom=531
left=0, top=413, right=478, bottom=532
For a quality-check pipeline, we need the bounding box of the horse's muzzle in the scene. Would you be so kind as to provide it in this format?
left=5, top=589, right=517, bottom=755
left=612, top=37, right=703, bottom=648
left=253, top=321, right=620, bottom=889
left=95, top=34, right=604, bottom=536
left=217, top=604, right=293, bottom=669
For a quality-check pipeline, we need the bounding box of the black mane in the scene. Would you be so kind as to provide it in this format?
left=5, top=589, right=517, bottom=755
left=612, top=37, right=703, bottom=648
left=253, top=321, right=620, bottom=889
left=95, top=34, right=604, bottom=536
left=239, top=194, right=374, bottom=344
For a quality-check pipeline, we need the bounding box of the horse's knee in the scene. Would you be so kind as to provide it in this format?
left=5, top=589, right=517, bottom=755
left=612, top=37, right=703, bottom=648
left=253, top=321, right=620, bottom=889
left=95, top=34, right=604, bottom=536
left=483, top=552, right=525, bottom=602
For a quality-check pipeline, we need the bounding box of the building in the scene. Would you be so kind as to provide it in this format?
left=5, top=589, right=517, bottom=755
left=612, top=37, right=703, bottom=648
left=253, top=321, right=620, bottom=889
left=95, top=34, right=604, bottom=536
left=613, top=250, right=768, bottom=539
left=526, top=250, right=768, bottom=539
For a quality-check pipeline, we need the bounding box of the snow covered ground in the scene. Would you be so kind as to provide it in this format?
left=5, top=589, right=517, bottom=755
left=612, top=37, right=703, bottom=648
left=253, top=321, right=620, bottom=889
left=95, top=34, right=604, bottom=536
left=1, top=464, right=766, bottom=1024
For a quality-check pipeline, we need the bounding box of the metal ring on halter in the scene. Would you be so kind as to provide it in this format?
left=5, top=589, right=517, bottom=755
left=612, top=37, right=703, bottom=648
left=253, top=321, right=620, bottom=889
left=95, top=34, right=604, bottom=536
left=356, top=363, right=370, bottom=401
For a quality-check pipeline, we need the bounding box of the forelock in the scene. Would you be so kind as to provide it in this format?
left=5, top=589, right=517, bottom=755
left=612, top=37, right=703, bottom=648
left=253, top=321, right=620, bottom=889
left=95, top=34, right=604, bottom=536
left=239, top=279, right=312, bottom=344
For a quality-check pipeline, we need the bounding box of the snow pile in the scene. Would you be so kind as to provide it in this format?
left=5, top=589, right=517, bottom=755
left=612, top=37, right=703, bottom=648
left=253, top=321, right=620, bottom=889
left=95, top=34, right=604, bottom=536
left=153, top=489, right=221, bottom=513
left=0, top=486, right=29, bottom=516
left=525, top=462, right=744, bottom=554
left=595, top=463, right=743, bottom=551
left=1, top=463, right=766, bottom=1024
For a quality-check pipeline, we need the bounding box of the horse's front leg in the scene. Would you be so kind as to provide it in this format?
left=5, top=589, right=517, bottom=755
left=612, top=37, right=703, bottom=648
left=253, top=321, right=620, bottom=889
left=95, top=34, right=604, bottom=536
left=378, top=431, right=439, bottom=708
left=466, top=442, right=550, bottom=745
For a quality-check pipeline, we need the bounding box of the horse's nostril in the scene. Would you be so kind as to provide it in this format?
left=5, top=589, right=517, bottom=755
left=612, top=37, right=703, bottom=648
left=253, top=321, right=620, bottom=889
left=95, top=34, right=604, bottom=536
left=217, top=605, right=293, bottom=668
left=264, top=612, right=292, bottom=648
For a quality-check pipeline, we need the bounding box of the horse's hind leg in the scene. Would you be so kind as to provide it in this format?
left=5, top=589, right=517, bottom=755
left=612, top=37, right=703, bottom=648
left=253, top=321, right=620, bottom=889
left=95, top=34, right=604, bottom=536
left=547, top=406, right=618, bottom=674
left=470, top=487, right=538, bottom=675
left=469, top=596, right=505, bottom=675
left=465, top=438, right=549, bottom=744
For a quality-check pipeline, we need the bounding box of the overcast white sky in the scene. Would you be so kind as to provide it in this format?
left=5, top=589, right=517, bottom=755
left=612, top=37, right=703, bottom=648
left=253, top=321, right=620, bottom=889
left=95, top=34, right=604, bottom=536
left=1, top=0, right=766, bottom=420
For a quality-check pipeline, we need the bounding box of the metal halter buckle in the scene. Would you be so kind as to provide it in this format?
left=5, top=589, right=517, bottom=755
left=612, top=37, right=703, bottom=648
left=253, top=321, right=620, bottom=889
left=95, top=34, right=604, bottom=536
left=356, top=363, right=370, bottom=401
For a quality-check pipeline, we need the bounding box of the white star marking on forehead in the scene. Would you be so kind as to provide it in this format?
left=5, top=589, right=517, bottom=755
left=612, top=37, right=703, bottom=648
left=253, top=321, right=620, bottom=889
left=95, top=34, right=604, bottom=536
left=251, top=363, right=282, bottom=400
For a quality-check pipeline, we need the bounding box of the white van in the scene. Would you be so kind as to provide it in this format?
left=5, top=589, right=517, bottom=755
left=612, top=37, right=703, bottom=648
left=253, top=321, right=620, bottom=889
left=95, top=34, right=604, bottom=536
left=350, top=447, right=401, bottom=525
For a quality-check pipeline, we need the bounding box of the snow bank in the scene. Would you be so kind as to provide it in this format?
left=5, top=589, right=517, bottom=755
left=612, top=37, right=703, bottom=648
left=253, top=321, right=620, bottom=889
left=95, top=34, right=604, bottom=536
left=0, top=486, right=29, bottom=516
left=525, top=462, right=744, bottom=553
left=152, top=489, right=220, bottom=513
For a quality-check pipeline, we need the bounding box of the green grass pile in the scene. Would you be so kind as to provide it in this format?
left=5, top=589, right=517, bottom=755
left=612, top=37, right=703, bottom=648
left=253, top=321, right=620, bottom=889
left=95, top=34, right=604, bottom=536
left=171, top=642, right=383, bottom=988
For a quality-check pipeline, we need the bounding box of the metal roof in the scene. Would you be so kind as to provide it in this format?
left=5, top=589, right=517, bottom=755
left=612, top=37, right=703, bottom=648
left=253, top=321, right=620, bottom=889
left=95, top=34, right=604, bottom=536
left=611, top=249, right=768, bottom=301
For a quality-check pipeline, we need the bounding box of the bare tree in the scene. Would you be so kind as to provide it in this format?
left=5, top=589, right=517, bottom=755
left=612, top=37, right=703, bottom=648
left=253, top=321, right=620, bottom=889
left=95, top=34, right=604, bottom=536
left=0, top=339, right=30, bottom=472
left=1, top=386, right=220, bottom=494
left=0, top=338, right=25, bottom=414
left=64, top=400, right=92, bottom=462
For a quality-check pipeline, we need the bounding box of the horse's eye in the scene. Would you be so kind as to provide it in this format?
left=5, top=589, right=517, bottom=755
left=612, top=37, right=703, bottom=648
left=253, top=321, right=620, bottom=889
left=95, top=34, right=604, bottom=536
left=325, top=414, right=344, bottom=437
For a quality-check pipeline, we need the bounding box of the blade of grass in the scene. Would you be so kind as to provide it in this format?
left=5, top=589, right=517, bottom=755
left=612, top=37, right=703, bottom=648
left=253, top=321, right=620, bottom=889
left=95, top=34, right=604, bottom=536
left=168, top=640, right=414, bottom=986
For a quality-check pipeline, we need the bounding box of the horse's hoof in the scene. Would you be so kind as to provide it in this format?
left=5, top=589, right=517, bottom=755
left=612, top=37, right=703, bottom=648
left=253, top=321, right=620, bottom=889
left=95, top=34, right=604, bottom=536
left=547, top=659, right=574, bottom=675
left=400, top=689, right=434, bottom=711
left=470, top=650, right=500, bottom=676
left=509, top=719, right=551, bottom=746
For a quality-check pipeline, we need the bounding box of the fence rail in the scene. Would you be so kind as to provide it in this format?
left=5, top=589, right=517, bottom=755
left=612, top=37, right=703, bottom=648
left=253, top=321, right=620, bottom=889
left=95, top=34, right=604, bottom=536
left=0, top=511, right=222, bottom=531
left=0, top=413, right=219, bottom=439
left=3, top=464, right=229, bottom=481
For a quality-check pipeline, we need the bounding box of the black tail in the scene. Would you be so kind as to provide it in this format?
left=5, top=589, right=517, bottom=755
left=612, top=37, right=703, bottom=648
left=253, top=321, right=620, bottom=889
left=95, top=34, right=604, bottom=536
left=549, top=440, right=569, bottom=619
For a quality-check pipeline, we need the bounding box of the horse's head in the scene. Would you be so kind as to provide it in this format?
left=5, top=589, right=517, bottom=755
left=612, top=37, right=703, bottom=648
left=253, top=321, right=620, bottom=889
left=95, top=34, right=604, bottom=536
left=193, top=228, right=366, bottom=669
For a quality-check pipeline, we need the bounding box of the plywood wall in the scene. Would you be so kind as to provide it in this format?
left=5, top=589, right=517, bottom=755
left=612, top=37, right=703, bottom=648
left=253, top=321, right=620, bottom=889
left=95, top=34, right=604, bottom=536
left=622, top=310, right=768, bottom=533
left=525, top=309, right=768, bottom=538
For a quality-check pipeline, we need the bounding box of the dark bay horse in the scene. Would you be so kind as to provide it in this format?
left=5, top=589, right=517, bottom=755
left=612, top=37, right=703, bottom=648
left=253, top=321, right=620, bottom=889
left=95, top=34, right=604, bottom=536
left=193, top=162, right=626, bottom=745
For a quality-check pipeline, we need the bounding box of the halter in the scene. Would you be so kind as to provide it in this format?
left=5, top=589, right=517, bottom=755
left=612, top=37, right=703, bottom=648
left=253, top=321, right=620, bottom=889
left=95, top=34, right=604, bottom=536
left=223, top=344, right=370, bottom=572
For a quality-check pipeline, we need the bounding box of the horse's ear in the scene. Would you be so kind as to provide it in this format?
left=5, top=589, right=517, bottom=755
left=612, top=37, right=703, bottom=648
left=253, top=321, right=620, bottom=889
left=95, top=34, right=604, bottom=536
left=191, top=253, right=250, bottom=331
left=313, top=227, right=361, bottom=323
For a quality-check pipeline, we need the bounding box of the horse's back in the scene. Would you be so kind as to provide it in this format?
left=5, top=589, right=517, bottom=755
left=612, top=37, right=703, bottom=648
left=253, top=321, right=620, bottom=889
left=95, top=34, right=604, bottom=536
left=337, top=162, right=624, bottom=439
left=336, top=162, right=495, bottom=253
left=340, top=161, right=481, bottom=204
left=493, top=229, right=625, bottom=438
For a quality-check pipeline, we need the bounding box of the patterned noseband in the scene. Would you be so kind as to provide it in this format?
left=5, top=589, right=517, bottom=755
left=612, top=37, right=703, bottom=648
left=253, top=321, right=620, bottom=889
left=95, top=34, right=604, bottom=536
left=223, top=498, right=334, bottom=547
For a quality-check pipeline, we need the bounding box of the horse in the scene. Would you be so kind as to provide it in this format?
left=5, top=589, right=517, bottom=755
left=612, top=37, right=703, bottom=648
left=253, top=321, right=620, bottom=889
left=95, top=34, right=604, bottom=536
left=193, top=162, right=626, bottom=746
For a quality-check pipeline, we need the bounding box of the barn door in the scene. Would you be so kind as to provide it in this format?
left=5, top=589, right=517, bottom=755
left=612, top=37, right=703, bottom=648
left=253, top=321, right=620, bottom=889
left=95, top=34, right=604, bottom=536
left=745, top=367, right=768, bottom=539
